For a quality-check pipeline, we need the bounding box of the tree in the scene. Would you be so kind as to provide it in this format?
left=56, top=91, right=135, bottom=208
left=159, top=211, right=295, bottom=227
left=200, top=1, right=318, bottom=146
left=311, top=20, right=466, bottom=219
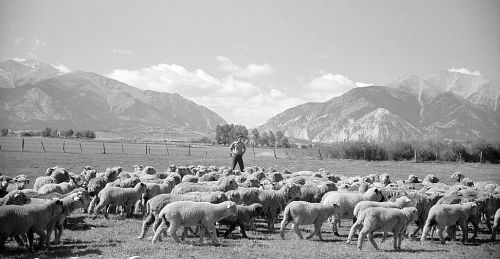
left=268, top=131, right=276, bottom=147
left=250, top=129, right=260, bottom=147
left=275, top=131, right=284, bottom=147
left=1, top=128, right=8, bottom=137
left=259, top=132, right=269, bottom=147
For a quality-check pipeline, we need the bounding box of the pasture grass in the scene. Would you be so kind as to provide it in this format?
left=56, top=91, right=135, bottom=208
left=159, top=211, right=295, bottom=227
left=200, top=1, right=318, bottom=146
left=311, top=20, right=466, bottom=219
left=0, top=149, right=500, bottom=258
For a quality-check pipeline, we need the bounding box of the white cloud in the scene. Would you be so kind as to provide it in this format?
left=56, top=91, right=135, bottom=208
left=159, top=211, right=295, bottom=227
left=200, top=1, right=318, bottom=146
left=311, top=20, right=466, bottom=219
left=302, top=73, right=368, bottom=102
left=106, top=63, right=298, bottom=126
left=216, top=56, right=274, bottom=78
left=12, top=57, right=27, bottom=62
left=112, top=48, right=134, bottom=56
left=13, top=38, right=24, bottom=44
left=448, top=67, right=481, bottom=76
left=51, top=63, right=71, bottom=74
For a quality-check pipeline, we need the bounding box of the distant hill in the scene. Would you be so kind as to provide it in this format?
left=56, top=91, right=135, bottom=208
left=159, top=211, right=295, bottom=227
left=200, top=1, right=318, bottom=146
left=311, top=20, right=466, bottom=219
left=0, top=59, right=226, bottom=132
left=260, top=72, right=500, bottom=143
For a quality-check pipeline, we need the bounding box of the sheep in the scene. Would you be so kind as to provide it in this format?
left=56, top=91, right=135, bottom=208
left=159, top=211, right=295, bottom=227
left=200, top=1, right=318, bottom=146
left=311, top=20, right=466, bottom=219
left=181, top=175, right=199, bottom=183
left=0, top=190, right=31, bottom=206
left=379, top=173, right=391, bottom=186
left=217, top=203, right=263, bottom=238
left=0, top=176, right=12, bottom=198
left=138, top=192, right=228, bottom=240
left=352, top=207, right=418, bottom=250
left=0, top=199, right=64, bottom=251
left=280, top=201, right=339, bottom=240
left=257, top=183, right=302, bottom=231
left=321, top=187, right=384, bottom=236
left=421, top=202, right=478, bottom=244
left=347, top=196, right=412, bottom=243
left=461, top=178, right=474, bottom=187
left=298, top=181, right=338, bottom=203
left=45, top=190, right=90, bottom=247
left=105, top=177, right=141, bottom=188
left=92, top=182, right=147, bottom=219
left=407, top=175, right=420, bottom=184
left=5, top=174, right=30, bottom=192
left=171, top=175, right=238, bottom=194
left=423, top=174, right=439, bottom=184
left=451, top=172, right=464, bottom=182
left=492, top=208, right=500, bottom=240
left=37, top=178, right=78, bottom=195
left=151, top=201, right=238, bottom=245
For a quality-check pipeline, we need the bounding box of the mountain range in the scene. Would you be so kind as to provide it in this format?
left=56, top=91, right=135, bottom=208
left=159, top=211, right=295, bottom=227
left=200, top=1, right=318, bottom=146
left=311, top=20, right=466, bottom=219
left=0, top=60, right=226, bottom=131
left=259, top=72, right=500, bottom=142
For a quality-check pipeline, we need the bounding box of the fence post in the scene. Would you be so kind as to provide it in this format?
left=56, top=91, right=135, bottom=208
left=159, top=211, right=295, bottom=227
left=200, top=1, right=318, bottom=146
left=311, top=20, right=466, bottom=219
left=149, top=146, right=151, bottom=155
left=146, top=144, right=148, bottom=155
left=414, top=149, right=417, bottom=163
left=164, top=140, right=169, bottom=155
left=479, top=150, right=483, bottom=164
left=63, top=141, right=66, bottom=153
left=285, top=150, right=291, bottom=159
left=122, top=143, right=125, bottom=153
left=41, top=140, right=46, bottom=152
left=0, top=144, right=2, bottom=152
left=205, top=146, right=208, bottom=156
left=102, top=142, right=106, bottom=154
left=318, top=148, right=323, bottom=160
left=188, top=142, right=191, bottom=156
left=22, top=138, right=25, bottom=152
left=79, top=142, right=83, bottom=153
left=273, top=148, right=277, bottom=159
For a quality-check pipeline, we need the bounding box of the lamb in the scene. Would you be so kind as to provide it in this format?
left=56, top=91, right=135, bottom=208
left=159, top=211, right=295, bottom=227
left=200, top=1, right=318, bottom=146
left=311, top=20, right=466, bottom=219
left=492, top=208, right=500, bottom=240
left=138, top=192, right=228, bottom=240
left=280, top=201, right=339, bottom=240
left=256, top=183, right=302, bottom=231
left=352, top=207, right=418, bottom=250
left=421, top=202, right=478, bottom=244
left=320, top=187, right=383, bottom=236
left=33, top=176, right=57, bottom=191
left=0, top=190, right=31, bottom=206
left=171, top=175, right=238, bottom=194
left=0, top=199, right=64, bottom=251
left=348, top=196, right=412, bottom=242
left=92, top=182, right=147, bottom=219
left=217, top=203, right=263, bottom=238
left=151, top=201, right=238, bottom=245
left=37, top=178, right=78, bottom=195
left=45, top=190, right=90, bottom=247
left=298, top=181, right=337, bottom=203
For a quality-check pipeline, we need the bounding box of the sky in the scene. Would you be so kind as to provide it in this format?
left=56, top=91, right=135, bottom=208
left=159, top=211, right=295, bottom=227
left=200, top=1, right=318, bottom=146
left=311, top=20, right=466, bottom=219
left=1, top=0, right=499, bottom=127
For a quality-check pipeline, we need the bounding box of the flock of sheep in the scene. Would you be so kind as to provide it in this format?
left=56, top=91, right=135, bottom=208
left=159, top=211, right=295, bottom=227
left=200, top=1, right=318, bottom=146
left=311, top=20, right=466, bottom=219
left=1, top=164, right=500, bottom=252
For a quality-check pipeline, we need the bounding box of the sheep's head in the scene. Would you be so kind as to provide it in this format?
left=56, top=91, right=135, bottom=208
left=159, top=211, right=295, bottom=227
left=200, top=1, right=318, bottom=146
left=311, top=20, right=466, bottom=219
left=403, top=207, right=419, bottom=222
left=212, top=192, right=228, bottom=203
left=167, top=164, right=177, bottom=172
left=268, top=172, right=284, bottom=183
left=226, top=190, right=241, bottom=203
left=424, top=174, right=439, bottom=183
left=13, top=175, right=30, bottom=189
left=380, top=173, right=391, bottom=186
left=461, top=177, right=474, bottom=187
left=244, top=176, right=260, bottom=188
left=252, top=203, right=263, bottom=215
left=143, top=166, right=156, bottom=175
left=175, top=166, right=191, bottom=177
left=167, top=174, right=182, bottom=185
left=395, top=196, right=412, bottom=207
left=407, top=175, right=419, bottom=184
left=451, top=172, right=464, bottom=182
left=225, top=201, right=238, bottom=216
left=285, top=184, right=302, bottom=200
left=364, top=187, right=384, bottom=201
left=218, top=175, right=238, bottom=192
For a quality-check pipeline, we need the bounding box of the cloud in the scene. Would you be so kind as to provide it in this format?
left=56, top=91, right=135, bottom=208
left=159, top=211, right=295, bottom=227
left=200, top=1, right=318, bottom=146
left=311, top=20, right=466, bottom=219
left=51, top=63, right=71, bottom=74
left=302, top=73, right=369, bottom=102
left=13, top=38, right=24, bottom=44
left=112, top=48, right=134, bottom=56
left=12, top=57, right=27, bottom=62
left=448, top=67, right=481, bottom=76
left=216, top=56, right=274, bottom=78
left=106, top=63, right=298, bottom=126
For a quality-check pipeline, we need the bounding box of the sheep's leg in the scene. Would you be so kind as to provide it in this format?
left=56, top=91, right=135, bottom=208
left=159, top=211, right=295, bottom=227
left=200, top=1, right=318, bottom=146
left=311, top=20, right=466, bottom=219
left=307, top=222, right=322, bottom=240
left=54, top=222, right=64, bottom=244
left=292, top=223, right=303, bottom=239
left=239, top=223, right=248, bottom=238
left=491, top=223, right=498, bottom=241
left=347, top=221, right=362, bottom=244
left=368, top=233, right=379, bottom=250
left=484, top=211, right=492, bottom=233
left=33, top=228, right=47, bottom=249
left=437, top=226, right=446, bottom=245
left=469, top=216, right=479, bottom=241
left=392, top=230, right=399, bottom=250
left=88, top=196, right=98, bottom=213
left=380, top=232, right=387, bottom=243
left=12, top=234, right=26, bottom=247
left=168, top=222, right=181, bottom=243
left=0, top=234, right=8, bottom=251
left=223, top=224, right=237, bottom=238
left=280, top=218, right=289, bottom=239
left=198, top=226, right=206, bottom=245
left=27, top=232, right=34, bottom=251
left=152, top=219, right=167, bottom=244
left=357, top=228, right=368, bottom=250
left=420, top=220, right=432, bottom=242
left=330, top=216, right=340, bottom=236
left=138, top=214, right=155, bottom=239
left=206, top=224, right=219, bottom=245
left=460, top=220, right=468, bottom=244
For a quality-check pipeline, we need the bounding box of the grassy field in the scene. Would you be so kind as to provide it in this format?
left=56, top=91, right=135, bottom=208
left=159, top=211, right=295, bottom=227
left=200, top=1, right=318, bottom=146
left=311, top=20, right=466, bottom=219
left=0, top=147, right=499, bottom=259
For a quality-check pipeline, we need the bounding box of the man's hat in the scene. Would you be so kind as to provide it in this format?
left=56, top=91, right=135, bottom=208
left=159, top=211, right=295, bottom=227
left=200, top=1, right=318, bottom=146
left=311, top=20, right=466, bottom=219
left=237, top=135, right=244, bottom=139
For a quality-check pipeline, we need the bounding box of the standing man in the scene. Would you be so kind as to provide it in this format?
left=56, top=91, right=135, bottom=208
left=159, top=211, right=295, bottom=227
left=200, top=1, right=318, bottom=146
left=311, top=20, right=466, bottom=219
left=230, top=135, right=246, bottom=172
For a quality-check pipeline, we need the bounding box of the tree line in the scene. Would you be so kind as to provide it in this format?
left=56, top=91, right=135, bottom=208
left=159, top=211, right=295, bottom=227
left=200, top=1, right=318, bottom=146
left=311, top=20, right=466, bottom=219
left=0, top=127, right=96, bottom=139
left=215, top=124, right=290, bottom=148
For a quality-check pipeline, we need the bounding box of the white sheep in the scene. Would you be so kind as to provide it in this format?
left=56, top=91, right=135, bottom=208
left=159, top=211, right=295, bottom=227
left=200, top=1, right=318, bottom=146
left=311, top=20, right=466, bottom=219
left=280, top=201, right=339, bottom=240
left=421, top=201, right=478, bottom=244
left=92, top=182, right=147, bottom=219
left=451, top=171, right=464, bottom=182
left=347, top=196, right=412, bottom=243
left=0, top=199, right=64, bottom=251
left=352, top=207, right=418, bottom=250
left=171, top=175, right=238, bottom=194
left=151, top=201, right=237, bottom=245
left=5, top=174, right=30, bottom=192
left=37, top=178, right=78, bottom=195
left=321, top=187, right=383, bottom=236
left=138, top=192, right=227, bottom=240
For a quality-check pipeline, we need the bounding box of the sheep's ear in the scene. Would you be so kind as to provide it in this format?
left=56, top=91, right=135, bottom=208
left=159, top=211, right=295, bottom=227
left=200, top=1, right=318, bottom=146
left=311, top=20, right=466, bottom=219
left=14, top=192, right=20, bottom=198
left=226, top=203, right=232, bottom=209
left=404, top=197, right=411, bottom=202
left=73, top=196, right=81, bottom=201
left=333, top=203, right=339, bottom=207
